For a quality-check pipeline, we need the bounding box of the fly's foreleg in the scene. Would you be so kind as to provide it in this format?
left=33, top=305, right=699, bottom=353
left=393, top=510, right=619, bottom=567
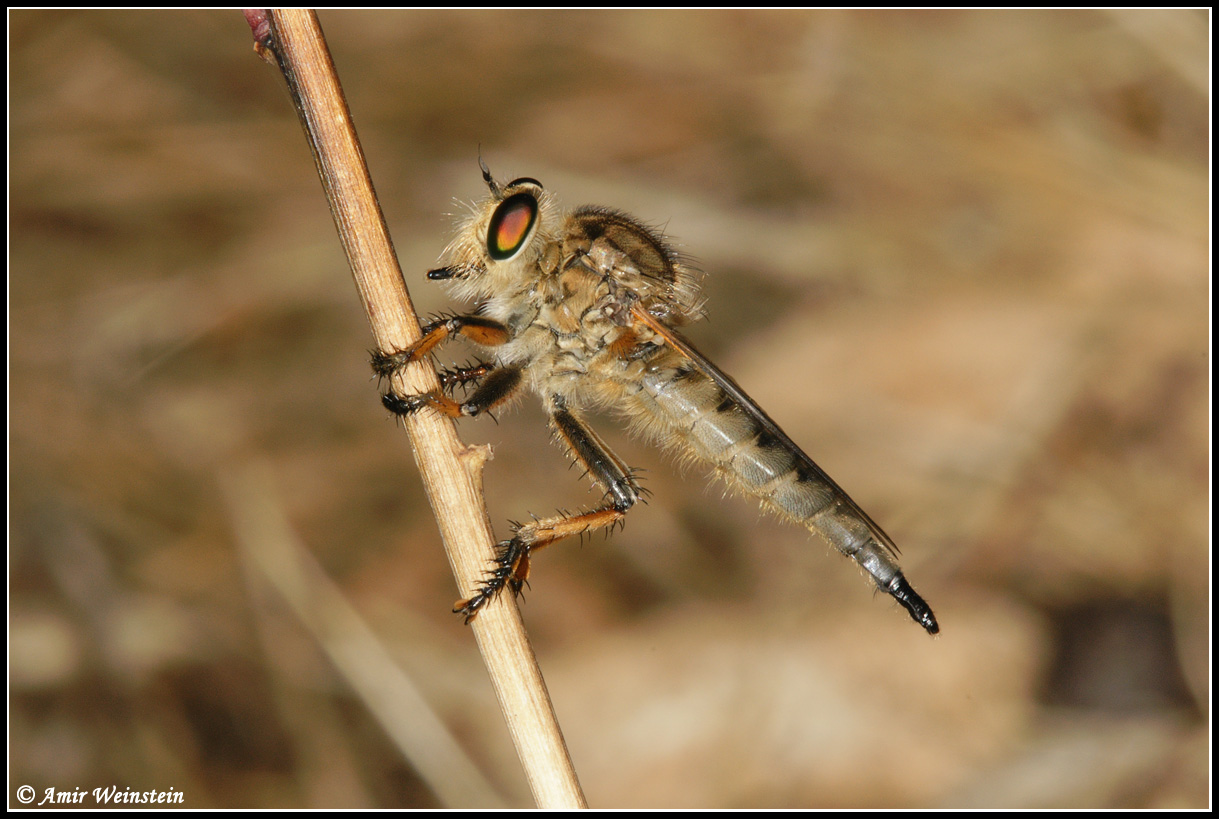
left=372, top=314, right=517, bottom=419
left=370, top=314, right=510, bottom=376
left=455, top=399, right=644, bottom=622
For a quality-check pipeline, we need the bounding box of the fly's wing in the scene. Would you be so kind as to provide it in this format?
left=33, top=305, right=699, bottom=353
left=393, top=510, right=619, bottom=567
left=631, top=304, right=901, bottom=558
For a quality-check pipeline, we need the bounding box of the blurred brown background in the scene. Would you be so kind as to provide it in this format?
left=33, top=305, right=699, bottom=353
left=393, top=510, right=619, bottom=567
left=9, top=9, right=1209, bottom=809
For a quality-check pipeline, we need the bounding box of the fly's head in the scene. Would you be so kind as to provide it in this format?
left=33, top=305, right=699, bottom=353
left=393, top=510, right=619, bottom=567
left=431, top=161, right=703, bottom=328
left=429, top=160, right=560, bottom=304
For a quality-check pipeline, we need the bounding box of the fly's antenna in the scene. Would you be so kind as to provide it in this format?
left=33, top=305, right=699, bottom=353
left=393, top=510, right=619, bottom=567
left=478, top=152, right=502, bottom=199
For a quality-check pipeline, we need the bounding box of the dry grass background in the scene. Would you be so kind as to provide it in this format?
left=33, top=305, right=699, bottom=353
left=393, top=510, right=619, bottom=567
left=9, top=9, right=1209, bottom=809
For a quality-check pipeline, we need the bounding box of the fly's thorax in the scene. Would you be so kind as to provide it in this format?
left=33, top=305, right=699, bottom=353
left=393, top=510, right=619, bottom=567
left=525, top=303, right=633, bottom=390
left=561, top=206, right=703, bottom=326
left=510, top=264, right=634, bottom=365
left=541, top=264, right=612, bottom=336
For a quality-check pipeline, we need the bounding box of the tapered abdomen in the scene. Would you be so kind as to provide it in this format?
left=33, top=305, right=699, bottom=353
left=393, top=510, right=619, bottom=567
left=623, top=360, right=938, bottom=633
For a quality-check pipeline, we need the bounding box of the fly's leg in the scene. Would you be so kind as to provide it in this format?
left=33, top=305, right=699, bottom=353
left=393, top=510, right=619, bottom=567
left=372, top=314, right=517, bottom=419
left=381, top=364, right=523, bottom=419
left=455, top=398, right=644, bottom=622
left=370, top=314, right=510, bottom=377
left=437, top=360, right=495, bottom=394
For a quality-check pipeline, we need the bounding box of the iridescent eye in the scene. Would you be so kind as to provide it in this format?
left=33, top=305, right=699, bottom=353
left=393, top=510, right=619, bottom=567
left=487, top=192, right=538, bottom=261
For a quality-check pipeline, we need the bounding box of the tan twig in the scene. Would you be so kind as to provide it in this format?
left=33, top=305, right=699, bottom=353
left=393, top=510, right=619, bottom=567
left=246, top=9, right=585, bottom=808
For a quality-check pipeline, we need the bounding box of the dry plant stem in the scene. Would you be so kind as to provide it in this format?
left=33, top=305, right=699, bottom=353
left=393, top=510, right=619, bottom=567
left=251, top=10, right=586, bottom=809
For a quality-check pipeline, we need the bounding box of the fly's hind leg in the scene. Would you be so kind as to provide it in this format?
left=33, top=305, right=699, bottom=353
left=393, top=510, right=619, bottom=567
left=455, top=397, right=644, bottom=622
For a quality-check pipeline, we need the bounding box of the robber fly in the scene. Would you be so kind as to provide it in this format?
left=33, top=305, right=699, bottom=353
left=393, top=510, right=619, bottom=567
left=373, top=161, right=938, bottom=634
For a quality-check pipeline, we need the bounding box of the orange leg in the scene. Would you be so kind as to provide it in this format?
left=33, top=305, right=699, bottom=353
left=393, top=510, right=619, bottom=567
left=371, top=314, right=511, bottom=376
left=455, top=507, right=630, bottom=621
left=455, top=398, right=644, bottom=622
left=382, top=365, right=522, bottom=419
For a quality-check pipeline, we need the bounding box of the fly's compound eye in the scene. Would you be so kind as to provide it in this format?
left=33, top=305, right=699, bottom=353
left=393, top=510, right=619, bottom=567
left=487, top=191, right=539, bottom=261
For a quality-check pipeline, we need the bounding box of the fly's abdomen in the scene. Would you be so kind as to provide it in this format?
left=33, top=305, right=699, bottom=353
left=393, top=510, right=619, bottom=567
left=630, top=363, right=921, bottom=620
left=634, top=366, right=826, bottom=518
